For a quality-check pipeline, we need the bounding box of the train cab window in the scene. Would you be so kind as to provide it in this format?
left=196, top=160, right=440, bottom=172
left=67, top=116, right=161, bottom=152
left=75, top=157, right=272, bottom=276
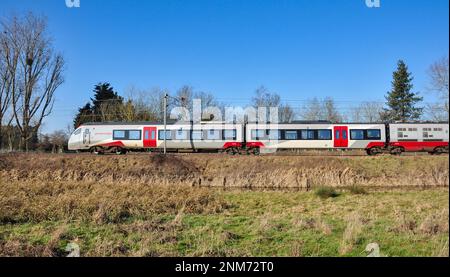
left=285, top=131, right=298, bottom=140
left=207, top=130, right=221, bottom=140
left=158, top=130, right=172, bottom=140
left=350, top=130, right=364, bottom=140
left=318, top=130, right=332, bottom=140
left=224, top=130, right=237, bottom=140
left=192, top=130, right=203, bottom=140
left=367, top=130, right=381, bottom=140
left=113, top=130, right=126, bottom=139
left=73, top=129, right=81, bottom=136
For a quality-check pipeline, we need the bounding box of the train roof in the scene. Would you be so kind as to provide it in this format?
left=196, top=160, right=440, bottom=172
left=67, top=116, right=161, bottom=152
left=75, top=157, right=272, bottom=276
left=80, top=121, right=448, bottom=126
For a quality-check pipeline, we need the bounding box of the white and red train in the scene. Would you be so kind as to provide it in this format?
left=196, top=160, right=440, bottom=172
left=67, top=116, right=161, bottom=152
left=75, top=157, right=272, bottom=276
left=68, top=121, right=449, bottom=155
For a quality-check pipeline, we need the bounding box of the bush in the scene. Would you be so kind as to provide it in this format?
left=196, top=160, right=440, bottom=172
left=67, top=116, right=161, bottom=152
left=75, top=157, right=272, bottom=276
left=315, top=186, right=340, bottom=199
left=348, top=186, right=368, bottom=195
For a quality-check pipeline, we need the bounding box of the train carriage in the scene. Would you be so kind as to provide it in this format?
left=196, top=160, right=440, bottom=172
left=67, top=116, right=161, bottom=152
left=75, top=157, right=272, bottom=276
left=68, top=122, right=245, bottom=154
left=388, top=123, right=449, bottom=154
left=245, top=122, right=387, bottom=155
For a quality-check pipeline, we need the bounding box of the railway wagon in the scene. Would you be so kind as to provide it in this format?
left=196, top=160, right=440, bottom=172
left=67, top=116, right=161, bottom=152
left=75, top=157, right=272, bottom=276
left=388, top=123, right=449, bottom=154
left=245, top=123, right=387, bottom=155
left=68, top=122, right=245, bottom=154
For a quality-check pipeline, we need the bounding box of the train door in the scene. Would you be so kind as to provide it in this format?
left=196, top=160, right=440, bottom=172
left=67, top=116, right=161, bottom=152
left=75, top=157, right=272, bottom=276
left=143, top=127, right=157, bottom=148
left=83, top=128, right=91, bottom=147
left=334, top=126, right=349, bottom=148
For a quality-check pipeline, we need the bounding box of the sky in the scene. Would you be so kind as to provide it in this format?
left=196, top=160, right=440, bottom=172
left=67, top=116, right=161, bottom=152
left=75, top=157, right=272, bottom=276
left=1, top=0, right=449, bottom=132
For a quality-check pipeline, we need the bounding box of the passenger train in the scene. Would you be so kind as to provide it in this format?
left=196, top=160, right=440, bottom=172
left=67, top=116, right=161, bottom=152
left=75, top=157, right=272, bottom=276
left=68, top=121, right=449, bottom=155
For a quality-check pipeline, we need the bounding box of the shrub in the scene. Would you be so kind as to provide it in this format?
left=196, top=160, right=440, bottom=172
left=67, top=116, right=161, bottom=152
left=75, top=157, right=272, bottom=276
left=314, top=186, right=340, bottom=199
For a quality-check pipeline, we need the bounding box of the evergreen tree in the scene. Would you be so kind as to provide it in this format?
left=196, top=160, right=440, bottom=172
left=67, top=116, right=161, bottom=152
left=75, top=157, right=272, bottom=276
left=73, top=103, right=93, bottom=128
left=91, top=83, right=123, bottom=120
left=382, top=60, right=423, bottom=122
left=73, top=83, right=124, bottom=128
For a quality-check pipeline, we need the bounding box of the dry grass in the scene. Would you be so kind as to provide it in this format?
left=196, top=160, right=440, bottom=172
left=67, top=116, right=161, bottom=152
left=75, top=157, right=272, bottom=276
left=0, top=179, right=228, bottom=224
left=1, top=153, right=448, bottom=190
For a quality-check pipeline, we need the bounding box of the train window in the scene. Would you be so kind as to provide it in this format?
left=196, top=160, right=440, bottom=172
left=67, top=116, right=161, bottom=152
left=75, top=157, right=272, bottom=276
left=335, top=130, right=340, bottom=140
left=367, top=130, right=381, bottom=140
left=252, top=130, right=266, bottom=140
left=318, top=130, right=332, bottom=140
left=113, top=130, right=126, bottom=139
left=224, top=130, right=237, bottom=140
left=350, top=130, right=365, bottom=140
left=151, top=131, right=156, bottom=140
left=128, top=130, right=141, bottom=140
left=176, top=130, right=188, bottom=140
left=285, top=131, right=298, bottom=140
left=158, top=130, right=172, bottom=140
left=268, top=130, right=281, bottom=140
left=73, top=129, right=81, bottom=135
left=342, top=130, right=347, bottom=140
left=192, top=130, right=203, bottom=140
left=207, top=130, right=221, bottom=140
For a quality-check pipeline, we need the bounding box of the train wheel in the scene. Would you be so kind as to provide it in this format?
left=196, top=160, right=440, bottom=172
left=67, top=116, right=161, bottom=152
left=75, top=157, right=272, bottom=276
left=390, top=147, right=404, bottom=156
left=432, top=147, right=448, bottom=155
left=114, top=147, right=126, bottom=155
left=253, top=148, right=261, bottom=156
left=367, top=147, right=382, bottom=156
left=91, top=147, right=104, bottom=155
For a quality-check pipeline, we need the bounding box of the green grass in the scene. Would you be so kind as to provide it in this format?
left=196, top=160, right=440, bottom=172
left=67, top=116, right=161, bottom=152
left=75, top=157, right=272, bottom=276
left=0, top=189, right=448, bottom=257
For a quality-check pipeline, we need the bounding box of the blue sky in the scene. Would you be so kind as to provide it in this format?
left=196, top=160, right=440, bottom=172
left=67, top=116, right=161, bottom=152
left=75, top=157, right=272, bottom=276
left=1, top=0, right=449, bottom=132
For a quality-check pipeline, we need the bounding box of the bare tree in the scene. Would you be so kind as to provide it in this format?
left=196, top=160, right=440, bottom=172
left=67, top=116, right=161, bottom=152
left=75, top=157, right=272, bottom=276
left=351, top=102, right=383, bottom=123
left=1, top=13, right=65, bottom=151
left=0, top=37, right=12, bottom=150
left=300, top=97, right=342, bottom=123
left=322, top=97, right=342, bottom=123
left=251, top=86, right=295, bottom=122
left=300, top=98, right=322, bottom=121
left=49, top=130, right=68, bottom=153
left=427, top=56, right=449, bottom=121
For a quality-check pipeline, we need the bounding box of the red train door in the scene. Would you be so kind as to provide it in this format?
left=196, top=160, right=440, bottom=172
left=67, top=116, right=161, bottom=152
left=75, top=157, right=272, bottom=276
left=143, top=127, right=157, bottom=148
left=334, top=126, right=349, bottom=148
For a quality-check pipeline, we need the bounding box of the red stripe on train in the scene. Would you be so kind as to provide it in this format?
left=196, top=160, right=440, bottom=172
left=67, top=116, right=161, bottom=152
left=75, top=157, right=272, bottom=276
left=97, top=141, right=125, bottom=148
left=223, top=142, right=243, bottom=149
left=389, top=141, right=448, bottom=151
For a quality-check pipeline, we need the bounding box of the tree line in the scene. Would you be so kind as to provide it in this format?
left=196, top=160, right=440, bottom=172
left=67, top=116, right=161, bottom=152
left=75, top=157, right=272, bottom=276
left=1, top=13, right=448, bottom=152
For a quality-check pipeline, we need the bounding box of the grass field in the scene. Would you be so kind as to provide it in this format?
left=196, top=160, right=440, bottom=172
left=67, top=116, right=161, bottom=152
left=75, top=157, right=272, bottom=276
left=0, top=153, right=448, bottom=257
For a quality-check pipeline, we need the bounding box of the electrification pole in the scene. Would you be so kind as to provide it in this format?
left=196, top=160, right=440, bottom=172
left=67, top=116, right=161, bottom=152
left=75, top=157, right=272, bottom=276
left=163, top=93, right=168, bottom=155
